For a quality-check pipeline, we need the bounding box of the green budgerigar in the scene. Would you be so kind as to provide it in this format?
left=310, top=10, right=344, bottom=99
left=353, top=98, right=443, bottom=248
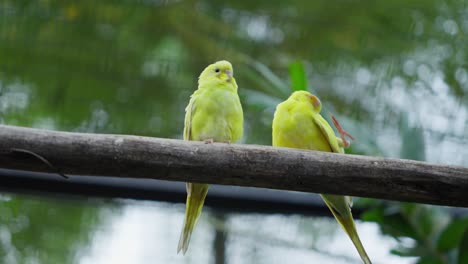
left=178, top=60, right=243, bottom=254
left=272, top=91, right=371, bottom=264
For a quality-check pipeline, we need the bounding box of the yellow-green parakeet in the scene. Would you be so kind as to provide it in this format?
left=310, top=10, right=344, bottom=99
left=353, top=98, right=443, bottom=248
left=272, top=90, right=371, bottom=264
left=178, top=60, right=243, bottom=254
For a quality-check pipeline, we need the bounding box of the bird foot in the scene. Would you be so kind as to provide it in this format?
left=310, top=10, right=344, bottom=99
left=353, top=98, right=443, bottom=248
left=204, top=138, right=214, bottom=144
left=331, top=115, right=354, bottom=148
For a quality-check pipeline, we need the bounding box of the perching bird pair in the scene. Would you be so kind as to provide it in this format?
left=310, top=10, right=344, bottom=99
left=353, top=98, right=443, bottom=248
left=177, top=60, right=372, bottom=264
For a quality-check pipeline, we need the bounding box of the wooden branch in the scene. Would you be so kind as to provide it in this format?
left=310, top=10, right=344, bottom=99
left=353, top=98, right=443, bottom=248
left=0, top=125, right=467, bottom=207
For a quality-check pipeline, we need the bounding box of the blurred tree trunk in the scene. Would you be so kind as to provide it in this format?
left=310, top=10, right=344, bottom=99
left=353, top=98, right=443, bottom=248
left=213, top=214, right=227, bottom=264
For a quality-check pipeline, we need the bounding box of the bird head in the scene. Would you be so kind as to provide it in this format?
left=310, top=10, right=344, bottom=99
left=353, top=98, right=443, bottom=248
left=290, top=90, right=322, bottom=113
left=199, top=60, right=234, bottom=84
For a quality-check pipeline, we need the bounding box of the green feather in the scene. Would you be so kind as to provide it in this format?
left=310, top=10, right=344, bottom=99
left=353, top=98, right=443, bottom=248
left=272, top=91, right=371, bottom=264
left=178, top=60, right=243, bottom=254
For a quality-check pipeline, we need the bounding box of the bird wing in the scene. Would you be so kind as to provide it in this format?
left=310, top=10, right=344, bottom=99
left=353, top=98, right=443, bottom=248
left=311, top=113, right=344, bottom=154
left=183, top=91, right=198, bottom=141
left=311, top=112, right=353, bottom=210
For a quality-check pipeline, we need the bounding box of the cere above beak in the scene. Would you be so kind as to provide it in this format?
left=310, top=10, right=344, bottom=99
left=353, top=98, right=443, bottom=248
left=225, top=69, right=233, bottom=78
left=309, top=95, right=321, bottom=108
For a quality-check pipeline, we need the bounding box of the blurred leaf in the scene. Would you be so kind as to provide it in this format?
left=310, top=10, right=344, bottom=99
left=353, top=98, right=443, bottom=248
left=400, top=202, right=417, bottom=215
left=403, top=204, right=439, bottom=238
left=417, top=257, right=444, bottom=264
left=391, top=244, right=426, bottom=257
left=361, top=204, right=418, bottom=238
left=248, top=60, right=289, bottom=97
left=289, top=60, right=307, bottom=91
left=438, top=218, right=468, bottom=252
left=354, top=197, right=384, bottom=208
left=458, top=229, right=468, bottom=264
left=382, top=213, right=419, bottom=239
left=241, top=89, right=282, bottom=110
left=361, top=207, right=384, bottom=223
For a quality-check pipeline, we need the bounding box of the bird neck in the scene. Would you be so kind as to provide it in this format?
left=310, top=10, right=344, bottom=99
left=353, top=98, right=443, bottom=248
left=198, top=77, right=237, bottom=91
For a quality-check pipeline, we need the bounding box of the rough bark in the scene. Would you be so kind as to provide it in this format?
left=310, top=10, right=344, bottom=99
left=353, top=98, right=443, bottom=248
left=0, top=125, right=467, bottom=207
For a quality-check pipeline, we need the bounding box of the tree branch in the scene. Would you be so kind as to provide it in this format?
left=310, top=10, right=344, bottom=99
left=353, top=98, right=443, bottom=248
left=0, top=125, right=467, bottom=207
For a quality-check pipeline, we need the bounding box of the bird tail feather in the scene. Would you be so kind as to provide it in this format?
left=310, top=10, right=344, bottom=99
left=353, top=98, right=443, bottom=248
left=177, top=183, right=209, bottom=254
left=322, top=196, right=372, bottom=264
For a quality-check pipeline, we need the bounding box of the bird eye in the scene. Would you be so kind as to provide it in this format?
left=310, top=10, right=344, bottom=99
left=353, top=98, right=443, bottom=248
left=215, top=68, right=220, bottom=73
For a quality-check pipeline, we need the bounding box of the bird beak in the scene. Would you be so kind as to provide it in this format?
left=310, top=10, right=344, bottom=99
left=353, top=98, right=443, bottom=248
left=225, top=70, right=233, bottom=79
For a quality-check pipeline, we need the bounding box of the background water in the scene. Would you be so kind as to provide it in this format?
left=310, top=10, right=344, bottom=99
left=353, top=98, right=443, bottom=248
left=0, top=0, right=467, bottom=263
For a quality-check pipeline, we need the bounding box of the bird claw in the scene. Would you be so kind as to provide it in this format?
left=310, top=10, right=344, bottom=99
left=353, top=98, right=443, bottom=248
left=331, top=115, right=354, bottom=148
left=204, top=138, right=214, bottom=144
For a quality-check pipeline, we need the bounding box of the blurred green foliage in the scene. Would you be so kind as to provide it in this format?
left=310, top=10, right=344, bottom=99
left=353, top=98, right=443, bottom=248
left=0, top=0, right=467, bottom=263
left=0, top=194, right=116, bottom=263
left=289, top=61, right=307, bottom=91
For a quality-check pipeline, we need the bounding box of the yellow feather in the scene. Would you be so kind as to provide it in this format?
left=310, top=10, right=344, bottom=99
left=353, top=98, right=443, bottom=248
left=272, top=90, right=371, bottom=264
left=177, top=183, right=209, bottom=254
left=178, top=60, right=243, bottom=254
